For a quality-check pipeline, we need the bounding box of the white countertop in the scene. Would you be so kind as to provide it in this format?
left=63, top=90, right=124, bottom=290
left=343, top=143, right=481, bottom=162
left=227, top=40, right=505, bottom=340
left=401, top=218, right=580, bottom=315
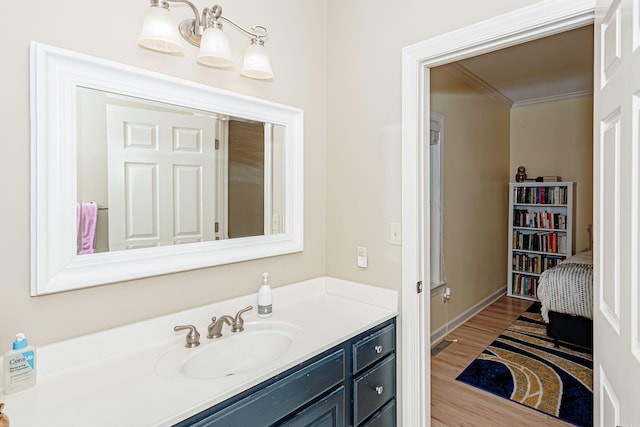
left=0, top=277, right=397, bottom=426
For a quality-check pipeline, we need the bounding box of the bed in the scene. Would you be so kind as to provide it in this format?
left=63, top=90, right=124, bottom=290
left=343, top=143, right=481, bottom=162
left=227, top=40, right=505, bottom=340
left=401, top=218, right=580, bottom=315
left=536, top=249, right=593, bottom=348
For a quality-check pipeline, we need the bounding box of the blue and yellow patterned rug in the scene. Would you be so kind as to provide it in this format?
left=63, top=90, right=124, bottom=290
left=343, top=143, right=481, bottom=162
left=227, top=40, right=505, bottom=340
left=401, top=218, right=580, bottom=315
left=456, top=303, right=593, bottom=427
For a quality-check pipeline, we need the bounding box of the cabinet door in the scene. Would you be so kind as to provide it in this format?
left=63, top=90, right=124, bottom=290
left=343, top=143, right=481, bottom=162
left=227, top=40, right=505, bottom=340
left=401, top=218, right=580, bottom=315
left=183, top=350, right=345, bottom=427
left=279, top=387, right=345, bottom=427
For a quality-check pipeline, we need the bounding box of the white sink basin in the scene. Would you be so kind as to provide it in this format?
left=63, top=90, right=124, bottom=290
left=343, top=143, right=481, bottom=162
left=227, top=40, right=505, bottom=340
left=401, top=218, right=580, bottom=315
left=156, top=321, right=305, bottom=381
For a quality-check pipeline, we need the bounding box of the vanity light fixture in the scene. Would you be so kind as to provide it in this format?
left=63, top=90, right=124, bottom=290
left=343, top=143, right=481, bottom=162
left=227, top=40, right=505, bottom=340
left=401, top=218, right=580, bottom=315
left=138, top=0, right=273, bottom=80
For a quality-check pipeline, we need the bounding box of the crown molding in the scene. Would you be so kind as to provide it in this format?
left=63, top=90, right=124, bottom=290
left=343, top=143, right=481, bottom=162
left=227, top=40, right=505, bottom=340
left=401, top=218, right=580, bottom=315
left=511, top=89, right=593, bottom=108
left=441, top=62, right=513, bottom=108
left=442, top=62, right=593, bottom=109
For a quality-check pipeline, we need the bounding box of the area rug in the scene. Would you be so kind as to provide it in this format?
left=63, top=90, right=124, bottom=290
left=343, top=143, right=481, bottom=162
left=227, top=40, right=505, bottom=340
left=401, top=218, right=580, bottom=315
left=456, top=302, right=593, bottom=427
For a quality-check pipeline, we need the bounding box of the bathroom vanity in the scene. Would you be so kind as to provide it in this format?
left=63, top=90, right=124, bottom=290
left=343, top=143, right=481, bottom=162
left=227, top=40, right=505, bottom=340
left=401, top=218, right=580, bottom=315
left=18, top=43, right=400, bottom=426
left=176, top=318, right=396, bottom=426
left=0, top=278, right=397, bottom=426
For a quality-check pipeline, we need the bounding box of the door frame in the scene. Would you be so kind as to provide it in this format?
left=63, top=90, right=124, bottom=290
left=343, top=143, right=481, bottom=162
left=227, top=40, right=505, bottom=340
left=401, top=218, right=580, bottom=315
left=400, top=1, right=596, bottom=424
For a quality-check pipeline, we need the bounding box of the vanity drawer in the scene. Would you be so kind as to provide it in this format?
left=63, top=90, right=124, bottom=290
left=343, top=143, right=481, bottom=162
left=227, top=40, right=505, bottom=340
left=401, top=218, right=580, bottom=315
left=184, top=349, right=345, bottom=427
left=353, top=354, right=396, bottom=425
left=352, top=324, right=395, bottom=373
left=361, top=399, right=396, bottom=427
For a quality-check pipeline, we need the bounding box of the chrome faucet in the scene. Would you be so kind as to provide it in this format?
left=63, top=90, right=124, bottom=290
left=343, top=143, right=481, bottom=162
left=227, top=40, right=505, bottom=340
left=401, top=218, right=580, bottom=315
left=174, top=325, right=200, bottom=348
left=207, top=315, right=234, bottom=339
left=231, top=305, right=253, bottom=332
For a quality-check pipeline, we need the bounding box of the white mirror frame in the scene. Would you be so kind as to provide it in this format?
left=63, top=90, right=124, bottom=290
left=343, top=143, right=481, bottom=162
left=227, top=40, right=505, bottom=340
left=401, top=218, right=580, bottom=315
left=30, top=42, right=304, bottom=295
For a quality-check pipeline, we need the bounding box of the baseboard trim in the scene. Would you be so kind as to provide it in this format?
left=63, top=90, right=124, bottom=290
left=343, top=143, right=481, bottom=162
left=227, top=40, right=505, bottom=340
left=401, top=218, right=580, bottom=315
left=430, top=287, right=506, bottom=346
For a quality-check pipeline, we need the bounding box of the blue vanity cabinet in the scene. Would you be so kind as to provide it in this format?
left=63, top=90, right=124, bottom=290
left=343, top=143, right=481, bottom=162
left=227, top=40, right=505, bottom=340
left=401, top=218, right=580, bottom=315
left=174, top=318, right=396, bottom=427
left=177, top=350, right=345, bottom=427
left=280, top=387, right=346, bottom=427
left=351, top=323, right=396, bottom=426
left=358, top=400, right=396, bottom=427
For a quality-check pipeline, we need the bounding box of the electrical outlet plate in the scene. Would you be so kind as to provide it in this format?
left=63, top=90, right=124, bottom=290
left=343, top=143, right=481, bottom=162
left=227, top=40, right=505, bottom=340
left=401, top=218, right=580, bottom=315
left=442, top=287, right=451, bottom=303
left=357, top=256, right=368, bottom=268
left=357, top=246, right=368, bottom=268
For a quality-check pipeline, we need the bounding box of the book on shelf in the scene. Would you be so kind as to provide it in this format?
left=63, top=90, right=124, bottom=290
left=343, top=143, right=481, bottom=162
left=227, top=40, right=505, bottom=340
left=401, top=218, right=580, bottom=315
left=513, top=230, right=567, bottom=254
left=512, top=273, right=538, bottom=297
left=558, top=235, right=567, bottom=254
left=512, top=209, right=566, bottom=229
left=513, top=185, right=567, bottom=205
left=535, top=176, right=562, bottom=182
left=512, top=253, right=563, bottom=274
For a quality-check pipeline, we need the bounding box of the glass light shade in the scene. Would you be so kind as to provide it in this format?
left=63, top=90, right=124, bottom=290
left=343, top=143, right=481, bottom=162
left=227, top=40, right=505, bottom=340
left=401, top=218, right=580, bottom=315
left=240, top=43, right=274, bottom=80
left=137, top=7, right=184, bottom=54
left=197, top=27, right=234, bottom=68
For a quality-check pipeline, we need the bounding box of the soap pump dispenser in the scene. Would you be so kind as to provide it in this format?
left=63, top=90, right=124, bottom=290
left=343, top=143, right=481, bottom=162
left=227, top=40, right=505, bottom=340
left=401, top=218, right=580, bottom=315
left=258, top=272, right=272, bottom=318
left=3, top=333, right=36, bottom=395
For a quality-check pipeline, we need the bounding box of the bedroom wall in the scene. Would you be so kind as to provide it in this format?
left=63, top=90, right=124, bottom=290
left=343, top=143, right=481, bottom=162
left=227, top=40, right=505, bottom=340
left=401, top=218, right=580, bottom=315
left=427, top=88, right=593, bottom=335
left=429, top=67, right=511, bottom=332
left=510, top=97, right=594, bottom=252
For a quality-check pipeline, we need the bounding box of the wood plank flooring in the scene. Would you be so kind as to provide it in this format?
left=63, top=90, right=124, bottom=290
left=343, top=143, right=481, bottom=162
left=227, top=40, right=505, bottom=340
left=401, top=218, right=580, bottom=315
left=431, top=295, right=578, bottom=427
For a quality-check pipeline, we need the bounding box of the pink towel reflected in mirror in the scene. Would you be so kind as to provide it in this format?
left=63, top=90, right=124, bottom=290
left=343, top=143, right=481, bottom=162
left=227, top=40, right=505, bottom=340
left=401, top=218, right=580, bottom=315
left=78, top=202, right=98, bottom=254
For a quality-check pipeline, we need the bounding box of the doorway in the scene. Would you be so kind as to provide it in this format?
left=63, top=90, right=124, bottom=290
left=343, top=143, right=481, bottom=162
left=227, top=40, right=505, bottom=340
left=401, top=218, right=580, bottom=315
left=428, top=22, right=594, bottom=355
left=399, top=1, right=596, bottom=425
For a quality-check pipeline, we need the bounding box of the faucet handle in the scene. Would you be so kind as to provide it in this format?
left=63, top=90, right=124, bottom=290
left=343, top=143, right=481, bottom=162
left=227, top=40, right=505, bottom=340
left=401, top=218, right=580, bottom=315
left=174, top=325, right=200, bottom=348
left=232, top=305, right=253, bottom=332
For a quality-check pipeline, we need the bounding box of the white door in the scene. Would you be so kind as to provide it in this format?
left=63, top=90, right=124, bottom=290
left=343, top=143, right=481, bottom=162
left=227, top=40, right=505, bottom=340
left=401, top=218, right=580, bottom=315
left=107, top=106, right=218, bottom=251
left=593, top=0, right=640, bottom=424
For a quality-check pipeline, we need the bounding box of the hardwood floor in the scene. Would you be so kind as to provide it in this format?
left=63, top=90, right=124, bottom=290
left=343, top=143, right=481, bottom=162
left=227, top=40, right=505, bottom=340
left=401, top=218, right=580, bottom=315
left=431, top=295, right=577, bottom=427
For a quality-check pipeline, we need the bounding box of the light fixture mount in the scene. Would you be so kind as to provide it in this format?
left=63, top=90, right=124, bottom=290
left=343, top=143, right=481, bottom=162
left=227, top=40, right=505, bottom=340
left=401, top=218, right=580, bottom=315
left=138, top=0, right=273, bottom=79
left=175, top=3, right=268, bottom=48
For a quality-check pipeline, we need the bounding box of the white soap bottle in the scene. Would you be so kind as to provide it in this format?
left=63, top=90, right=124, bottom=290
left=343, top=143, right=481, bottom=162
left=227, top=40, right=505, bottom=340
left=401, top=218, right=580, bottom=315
left=258, top=272, right=273, bottom=318
left=3, top=333, right=37, bottom=394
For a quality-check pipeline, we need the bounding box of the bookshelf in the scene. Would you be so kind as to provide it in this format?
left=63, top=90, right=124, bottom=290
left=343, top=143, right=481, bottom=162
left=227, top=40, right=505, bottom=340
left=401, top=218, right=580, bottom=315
left=507, top=182, right=574, bottom=300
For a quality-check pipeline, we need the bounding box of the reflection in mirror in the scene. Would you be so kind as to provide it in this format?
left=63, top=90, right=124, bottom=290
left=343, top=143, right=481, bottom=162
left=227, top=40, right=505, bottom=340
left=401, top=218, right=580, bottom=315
left=76, top=88, right=285, bottom=254
left=30, top=42, right=303, bottom=295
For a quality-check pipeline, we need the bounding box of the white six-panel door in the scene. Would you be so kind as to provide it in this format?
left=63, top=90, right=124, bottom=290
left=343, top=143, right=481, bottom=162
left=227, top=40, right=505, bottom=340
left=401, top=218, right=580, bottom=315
left=106, top=106, right=217, bottom=251
left=594, top=0, right=640, bottom=424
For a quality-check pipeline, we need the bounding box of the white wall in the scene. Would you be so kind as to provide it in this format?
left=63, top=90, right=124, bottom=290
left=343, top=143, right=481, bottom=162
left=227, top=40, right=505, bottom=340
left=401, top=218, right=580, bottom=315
left=0, top=0, right=326, bottom=346
left=324, top=0, right=542, bottom=288
left=0, top=0, right=546, bottom=348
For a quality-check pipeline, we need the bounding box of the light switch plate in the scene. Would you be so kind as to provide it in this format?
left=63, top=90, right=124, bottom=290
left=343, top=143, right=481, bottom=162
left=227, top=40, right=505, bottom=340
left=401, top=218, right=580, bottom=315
left=390, top=223, right=402, bottom=245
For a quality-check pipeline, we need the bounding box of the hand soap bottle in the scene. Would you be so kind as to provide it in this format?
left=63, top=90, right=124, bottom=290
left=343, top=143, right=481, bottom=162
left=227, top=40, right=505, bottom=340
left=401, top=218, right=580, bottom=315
left=0, top=402, right=9, bottom=427
left=3, top=333, right=36, bottom=395
left=258, top=272, right=272, bottom=318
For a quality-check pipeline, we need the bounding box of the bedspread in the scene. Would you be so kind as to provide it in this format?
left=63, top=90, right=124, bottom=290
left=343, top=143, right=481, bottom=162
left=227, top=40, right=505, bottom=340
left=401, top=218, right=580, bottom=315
left=537, top=251, right=593, bottom=322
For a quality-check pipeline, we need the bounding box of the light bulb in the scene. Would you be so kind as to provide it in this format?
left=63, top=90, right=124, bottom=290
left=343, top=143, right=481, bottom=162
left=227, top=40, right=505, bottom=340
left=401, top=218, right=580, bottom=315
left=240, top=41, right=273, bottom=80
left=137, top=6, right=184, bottom=54
left=198, top=27, right=234, bottom=68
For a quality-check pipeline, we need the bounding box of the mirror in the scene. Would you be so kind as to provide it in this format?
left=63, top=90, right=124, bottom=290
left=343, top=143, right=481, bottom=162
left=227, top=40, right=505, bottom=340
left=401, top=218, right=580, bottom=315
left=30, top=42, right=304, bottom=295
left=76, top=87, right=286, bottom=253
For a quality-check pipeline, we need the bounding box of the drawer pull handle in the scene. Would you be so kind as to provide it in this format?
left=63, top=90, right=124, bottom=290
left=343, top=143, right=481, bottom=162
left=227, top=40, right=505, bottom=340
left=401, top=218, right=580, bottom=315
left=375, top=385, right=384, bottom=395
left=374, top=345, right=383, bottom=354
